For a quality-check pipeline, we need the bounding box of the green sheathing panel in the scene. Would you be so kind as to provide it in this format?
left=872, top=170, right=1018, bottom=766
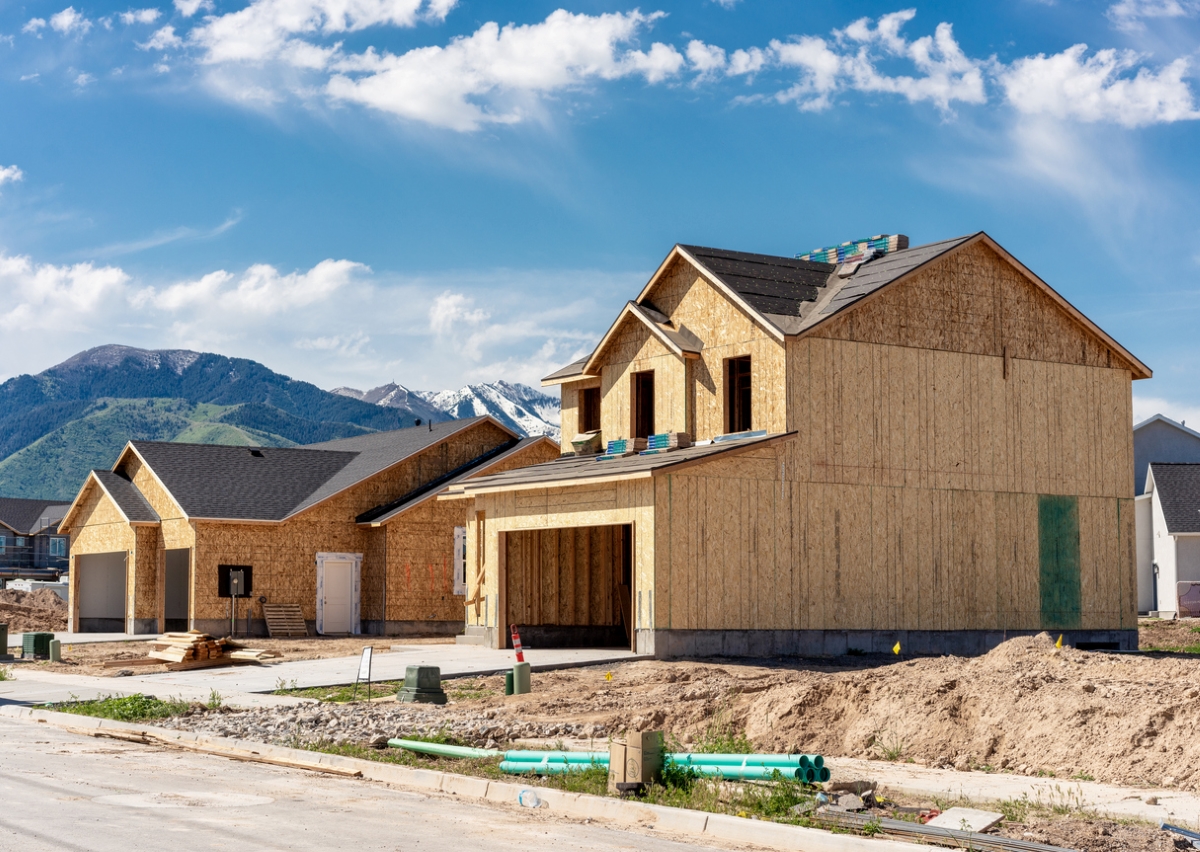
left=1039, top=495, right=1082, bottom=629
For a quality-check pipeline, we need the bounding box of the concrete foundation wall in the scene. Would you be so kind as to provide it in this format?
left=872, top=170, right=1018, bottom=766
left=645, top=628, right=1137, bottom=659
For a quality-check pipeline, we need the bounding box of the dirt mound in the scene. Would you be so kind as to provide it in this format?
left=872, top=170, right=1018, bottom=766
left=461, top=636, right=1200, bottom=790
left=0, top=587, right=67, bottom=632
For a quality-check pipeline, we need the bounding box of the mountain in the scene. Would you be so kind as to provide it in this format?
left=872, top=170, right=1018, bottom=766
left=335, top=380, right=561, bottom=442
left=0, top=345, right=429, bottom=500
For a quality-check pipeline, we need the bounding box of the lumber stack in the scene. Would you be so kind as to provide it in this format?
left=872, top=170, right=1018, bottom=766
left=149, top=631, right=228, bottom=664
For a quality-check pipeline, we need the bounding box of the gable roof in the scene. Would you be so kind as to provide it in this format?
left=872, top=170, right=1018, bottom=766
left=59, top=470, right=160, bottom=531
left=582, top=301, right=702, bottom=376
left=0, top=497, right=71, bottom=535
left=96, top=416, right=518, bottom=524
left=1149, top=463, right=1200, bottom=534
left=1136, top=414, right=1200, bottom=442
left=546, top=232, right=1151, bottom=382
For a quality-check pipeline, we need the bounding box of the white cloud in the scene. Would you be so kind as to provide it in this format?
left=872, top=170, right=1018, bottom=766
left=712, top=0, right=741, bottom=7
left=687, top=39, right=726, bottom=79
left=1133, top=394, right=1200, bottom=426
left=140, top=25, right=183, bottom=51
left=190, top=0, right=448, bottom=65
left=295, top=331, right=370, bottom=355
left=50, top=7, right=93, bottom=36
left=1, top=254, right=129, bottom=329
left=135, top=258, right=367, bottom=314
left=429, top=291, right=488, bottom=334
left=120, top=8, right=161, bottom=25
left=771, top=37, right=843, bottom=109
left=1107, top=0, right=1200, bottom=32
left=0, top=165, right=23, bottom=189
left=326, top=10, right=683, bottom=130
left=727, top=46, right=767, bottom=77
left=174, top=0, right=214, bottom=15
left=75, top=72, right=96, bottom=87
left=998, top=45, right=1200, bottom=127
left=23, top=18, right=47, bottom=34
left=20, top=73, right=40, bottom=81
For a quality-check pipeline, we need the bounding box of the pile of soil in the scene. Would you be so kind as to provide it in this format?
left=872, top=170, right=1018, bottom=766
left=0, top=588, right=67, bottom=633
left=458, top=633, right=1200, bottom=791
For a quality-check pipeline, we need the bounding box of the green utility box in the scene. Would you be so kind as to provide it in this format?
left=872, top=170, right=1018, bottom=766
left=0, top=623, right=11, bottom=661
left=397, top=665, right=447, bottom=704
left=23, top=632, right=53, bottom=660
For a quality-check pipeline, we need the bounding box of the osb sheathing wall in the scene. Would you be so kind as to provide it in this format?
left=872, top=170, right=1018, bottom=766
left=187, top=419, right=517, bottom=625
left=383, top=499, right=469, bottom=623
left=505, top=526, right=622, bottom=627
left=558, top=377, right=600, bottom=452
left=67, top=483, right=138, bottom=631
left=651, top=242, right=1138, bottom=635
left=598, top=257, right=786, bottom=444
left=465, top=479, right=655, bottom=638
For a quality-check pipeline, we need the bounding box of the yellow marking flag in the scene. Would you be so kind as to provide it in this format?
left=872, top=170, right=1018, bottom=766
left=605, top=671, right=613, bottom=682
left=1056, top=634, right=1063, bottom=649
left=893, top=641, right=901, bottom=655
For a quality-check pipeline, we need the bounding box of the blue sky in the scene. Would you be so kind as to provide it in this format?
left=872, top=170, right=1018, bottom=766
left=0, top=0, right=1198, bottom=420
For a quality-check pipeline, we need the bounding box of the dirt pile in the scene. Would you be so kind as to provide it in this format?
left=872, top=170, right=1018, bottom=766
left=462, top=633, right=1200, bottom=790
left=0, top=588, right=68, bottom=633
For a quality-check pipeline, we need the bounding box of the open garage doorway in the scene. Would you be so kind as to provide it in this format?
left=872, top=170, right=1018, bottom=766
left=77, top=552, right=127, bottom=632
left=164, top=549, right=190, bottom=632
left=504, top=524, right=633, bottom=650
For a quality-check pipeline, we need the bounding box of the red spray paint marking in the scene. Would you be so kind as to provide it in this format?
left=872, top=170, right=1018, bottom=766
left=510, top=624, right=525, bottom=663
left=405, top=561, right=411, bottom=590
left=428, top=561, right=434, bottom=590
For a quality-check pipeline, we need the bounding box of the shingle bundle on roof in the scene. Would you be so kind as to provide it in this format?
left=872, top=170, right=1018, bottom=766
left=797, top=233, right=909, bottom=264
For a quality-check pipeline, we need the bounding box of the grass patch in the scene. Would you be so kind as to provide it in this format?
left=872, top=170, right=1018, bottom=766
left=0, top=666, right=9, bottom=681
left=868, top=729, right=907, bottom=762
left=1145, top=643, right=1200, bottom=654
left=274, top=680, right=403, bottom=703
left=446, top=679, right=497, bottom=702
left=690, top=707, right=754, bottom=754
left=49, top=693, right=190, bottom=722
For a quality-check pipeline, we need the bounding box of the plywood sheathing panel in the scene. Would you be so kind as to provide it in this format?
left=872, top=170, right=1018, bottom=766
left=504, top=526, right=621, bottom=627
left=598, top=256, right=786, bottom=444
left=67, top=481, right=139, bottom=629
left=558, top=377, right=601, bottom=452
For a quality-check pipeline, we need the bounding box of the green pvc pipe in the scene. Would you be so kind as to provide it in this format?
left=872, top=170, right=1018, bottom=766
left=500, top=760, right=601, bottom=774
left=668, top=753, right=818, bottom=769
left=503, top=751, right=608, bottom=763
left=387, top=739, right=498, bottom=759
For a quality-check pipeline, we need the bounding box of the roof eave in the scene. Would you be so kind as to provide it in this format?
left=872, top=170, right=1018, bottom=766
left=541, top=371, right=600, bottom=387
left=120, top=442, right=191, bottom=522
left=669, top=246, right=787, bottom=343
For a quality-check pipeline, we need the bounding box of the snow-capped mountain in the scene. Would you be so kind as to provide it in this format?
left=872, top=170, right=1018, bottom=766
left=333, top=380, right=560, bottom=441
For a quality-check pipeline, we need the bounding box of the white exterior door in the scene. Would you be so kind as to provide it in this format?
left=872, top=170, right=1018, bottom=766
left=315, top=552, right=361, bottom=635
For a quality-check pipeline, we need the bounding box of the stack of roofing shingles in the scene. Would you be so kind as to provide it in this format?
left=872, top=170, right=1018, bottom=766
left=797, top=234, right=908, bottom=265
left=641, top=432, right=693, bottom=455
left=596, top=437, right=647, bottom=461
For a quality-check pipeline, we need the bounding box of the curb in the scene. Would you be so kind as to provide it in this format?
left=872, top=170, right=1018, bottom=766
left=0, top=705, right=927, bottom=852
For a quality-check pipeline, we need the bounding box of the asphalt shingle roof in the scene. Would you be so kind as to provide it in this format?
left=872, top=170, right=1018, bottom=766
left=0, top=497, right=71, bottom=534
left=1151, top=463, right=1200, bottom=534
left=448, top=433, right=787, bottom=494
left=680, top=244, right=835, bottom=318
left=92, top=470, right=161, bottom=524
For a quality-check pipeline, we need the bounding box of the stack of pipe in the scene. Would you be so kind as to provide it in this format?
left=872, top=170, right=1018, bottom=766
left=386, top=739, right=830, bottom=782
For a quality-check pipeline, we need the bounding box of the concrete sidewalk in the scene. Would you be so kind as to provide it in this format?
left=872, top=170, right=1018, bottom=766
left=6, top=631, right=144, bottom=649
left=131, top=644, right=646, bottom=694
left=0, top=645, right=645, bottom=708
left=835, top=756, right=1197, bottom=827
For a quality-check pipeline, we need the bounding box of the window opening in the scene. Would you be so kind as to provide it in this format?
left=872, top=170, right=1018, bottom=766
left=632, top=371, right=655, bottom=439
left=579, top=387, right=601, bottom=433
left=725, top=356, right=752, bottom=433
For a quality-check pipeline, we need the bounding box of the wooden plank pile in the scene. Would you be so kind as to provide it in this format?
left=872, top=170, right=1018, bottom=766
left=150, top=631, right=227, bottom=664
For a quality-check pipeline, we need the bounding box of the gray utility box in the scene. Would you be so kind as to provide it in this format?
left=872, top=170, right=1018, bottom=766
left=397, top=665, right=448, bottom=704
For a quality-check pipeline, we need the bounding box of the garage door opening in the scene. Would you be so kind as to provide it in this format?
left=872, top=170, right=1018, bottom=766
left=505, top=524, right=633, bottom=650
left=164, top=549, right=190, bottom=632
left=77, top=551, right=127, bottom=632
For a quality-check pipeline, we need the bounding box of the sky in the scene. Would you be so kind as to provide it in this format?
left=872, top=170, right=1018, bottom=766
left=0, top=0, right=1198, bottom=419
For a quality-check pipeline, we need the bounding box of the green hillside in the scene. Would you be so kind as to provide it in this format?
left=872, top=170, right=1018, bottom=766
left=0, top=398, right=297, bottom=500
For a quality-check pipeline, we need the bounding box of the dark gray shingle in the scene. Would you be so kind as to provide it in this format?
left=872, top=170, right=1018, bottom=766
left=92, top=470, right=160, bottom=524
left=0, top=497, right=72, bottom=534
left=1151, top=463, right=1200, bottom=534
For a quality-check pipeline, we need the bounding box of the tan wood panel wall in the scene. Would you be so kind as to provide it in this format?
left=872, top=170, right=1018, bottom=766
left=384, top=499, right=468, bottom=623
left=465, top=478, right=655, bottom=639
left=600, top=323, right=686, bottom=441
left=786, top=338, right=1133, bottom=500
left=504, top=525, right=622, bottom=627
left=67, top=483, right=140, bottom=631
left=654, top=444, right=1136, bottom=632
left=558, top=378, right=599, bottom=452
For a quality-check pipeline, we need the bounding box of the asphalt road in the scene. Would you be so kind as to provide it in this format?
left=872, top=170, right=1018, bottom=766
left=0, top=718, right=740, bottom=852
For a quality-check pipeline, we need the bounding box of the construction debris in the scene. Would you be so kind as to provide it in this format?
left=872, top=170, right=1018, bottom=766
left=141, top=631, right=280, bottom=670
left=262, top=603, right=308, bottom=638
left=926, top=807, right=1005, bottom=832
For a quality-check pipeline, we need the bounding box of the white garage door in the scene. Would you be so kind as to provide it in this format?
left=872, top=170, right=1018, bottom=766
left=77, top=552, right=127, bottom=623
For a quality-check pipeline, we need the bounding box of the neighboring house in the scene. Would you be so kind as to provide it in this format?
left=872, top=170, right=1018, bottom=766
left=0, top=497, right=71, bottom=577
left=1138, top=463, right=1200, bottom=617
left=448, top=232, right=1149, bottom=657
left=59, top=418, right=558, bottom=634
left=1134, top=414, right=1200, bottom=496
left=1132, top=415, right=1200, bottom=612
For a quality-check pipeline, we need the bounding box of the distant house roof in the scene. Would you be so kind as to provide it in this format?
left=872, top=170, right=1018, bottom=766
left=446, top=433, right=792, bottom=496
left=1136, top=414, right=1200, bottom=441
left=0, top=497, right=72, bottom=535
left=1149, top=463, right=1200, bottom=534
left=545, top=232, right=1151, bottom=382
